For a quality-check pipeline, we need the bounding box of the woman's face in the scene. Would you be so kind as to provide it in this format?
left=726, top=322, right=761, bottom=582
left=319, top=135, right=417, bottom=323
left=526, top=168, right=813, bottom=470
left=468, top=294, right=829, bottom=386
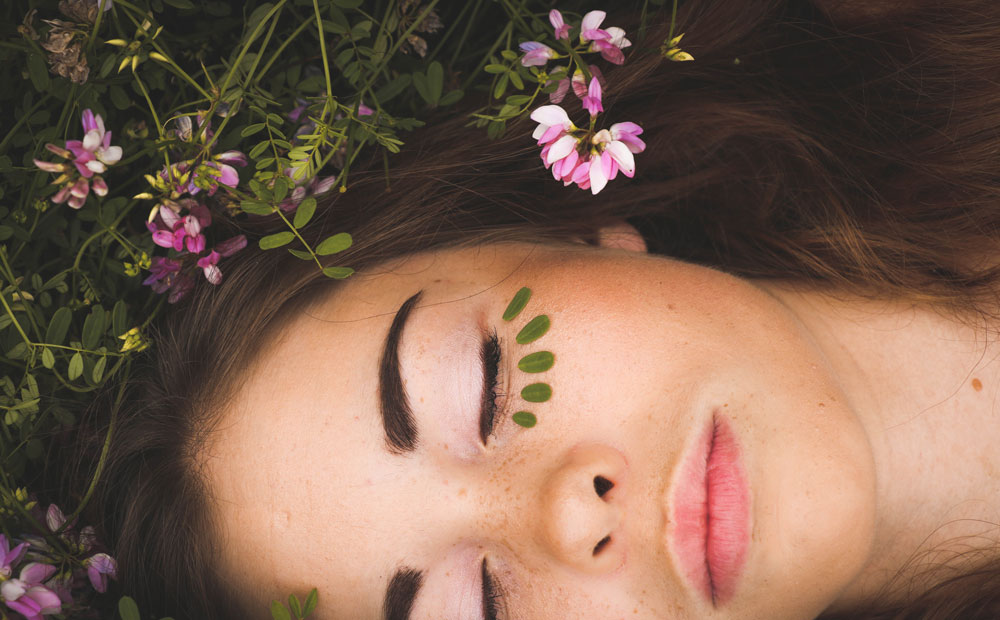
left=205, top=239, right=877, bottom=619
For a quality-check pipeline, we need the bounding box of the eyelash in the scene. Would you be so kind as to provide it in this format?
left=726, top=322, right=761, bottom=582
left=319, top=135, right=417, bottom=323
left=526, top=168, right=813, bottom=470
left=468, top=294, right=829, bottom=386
left=481, top=558, right=506, bottom=620
left=479, top=330, right=504, bottom=445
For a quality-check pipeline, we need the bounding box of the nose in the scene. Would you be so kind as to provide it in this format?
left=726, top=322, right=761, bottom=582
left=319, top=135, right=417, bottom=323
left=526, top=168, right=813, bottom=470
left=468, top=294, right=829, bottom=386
left=537, top=444, right=628, bottom=574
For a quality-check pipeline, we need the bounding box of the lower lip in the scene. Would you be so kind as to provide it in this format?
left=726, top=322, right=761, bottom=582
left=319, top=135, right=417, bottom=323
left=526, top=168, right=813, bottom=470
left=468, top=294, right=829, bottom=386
left=670, top=414, right=750, bottom=606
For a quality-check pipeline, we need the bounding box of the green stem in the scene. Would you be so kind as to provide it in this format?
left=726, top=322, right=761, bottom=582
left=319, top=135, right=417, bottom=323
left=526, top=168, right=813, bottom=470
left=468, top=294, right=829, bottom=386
left=132, top=72, right=170, bottom=172
left=0, top=94, right=51, bottom=155
left=196, top=0, right=289, bottom=155
left=0, top=294, right=30, bottom=349
left=61, top=359, right=131, bottom=529
left=253, top=14, right=314, bottom=84
left=312, top=0, right=335, bottom=124
left=0, top=248, right=40, bottom=339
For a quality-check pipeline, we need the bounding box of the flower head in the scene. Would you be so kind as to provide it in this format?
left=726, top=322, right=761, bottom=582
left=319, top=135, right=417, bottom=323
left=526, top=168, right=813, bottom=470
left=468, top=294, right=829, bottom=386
left=84, top=553, right=117, bottom=594
left=581, top=77, right=603, bottom=116
left=34, top=109, right=120, bottom=209
left=519, top=41, right=557, bottom=67
left=549, top=9, right=570, bottom=40
left=1, top=563, right=62, bottom=620
left=0, top=535, right=27, bottom=579
left=579, top=10, right=631, bottom=65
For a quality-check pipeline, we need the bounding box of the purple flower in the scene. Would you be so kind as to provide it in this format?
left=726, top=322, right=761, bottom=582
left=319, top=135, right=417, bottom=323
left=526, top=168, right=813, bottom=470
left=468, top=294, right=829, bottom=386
left=0, top=535, right=28, bottom=579
left=196, top=235, right=247, bottom=285
left=581, top=77, right=603, bottom=116
left=143, top=256, right=193, bottom=303
left=33, top=109, right=120, bottom=209
left=549, top=9, right=570, bottom=40
left=84, top=553, right=117, bottom=593
left=1, top=563, right=62, bottom=620
left=519, top=41, right=557, bottom=67
left=579, top=11, right=631, bottom=65
left=148, top=200, right=211, bottom=253
left=529, top=105, right=646, bottom=195
left=279, top=167, right=337, bottom=212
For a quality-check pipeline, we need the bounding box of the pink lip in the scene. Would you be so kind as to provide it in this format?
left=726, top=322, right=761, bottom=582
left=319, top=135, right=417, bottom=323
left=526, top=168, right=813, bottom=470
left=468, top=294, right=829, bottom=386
left=669, top=414, right=750, bottom=606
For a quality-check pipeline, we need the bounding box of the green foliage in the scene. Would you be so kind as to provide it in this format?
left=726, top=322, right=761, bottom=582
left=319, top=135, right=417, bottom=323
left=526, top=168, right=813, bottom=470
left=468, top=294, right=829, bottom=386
left=502, top=286, right=531, bottom=321
left=270, top=588, right=319, bottom=620
left=520, top=382, right=552, bottom=403
left=0, top=0, right=670, bottom=617
left=517, top=350, right=554, bottom=373
left=516, top=314, right=550, bottom=344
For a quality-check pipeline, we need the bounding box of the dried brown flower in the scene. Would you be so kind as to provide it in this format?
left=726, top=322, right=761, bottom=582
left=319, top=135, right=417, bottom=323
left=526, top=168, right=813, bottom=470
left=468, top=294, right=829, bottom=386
left=40, top=19, right=89, bottom=84
left=398, top=0, right=443, bottom=58
left=58, top=0, right=108, bottom=25
left=18, top=9, right=39, bottom=41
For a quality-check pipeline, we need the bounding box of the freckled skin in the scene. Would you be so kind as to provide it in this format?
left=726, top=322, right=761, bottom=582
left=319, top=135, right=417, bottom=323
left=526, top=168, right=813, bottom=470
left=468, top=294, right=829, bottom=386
left=204, top=241, right=878, bottom=619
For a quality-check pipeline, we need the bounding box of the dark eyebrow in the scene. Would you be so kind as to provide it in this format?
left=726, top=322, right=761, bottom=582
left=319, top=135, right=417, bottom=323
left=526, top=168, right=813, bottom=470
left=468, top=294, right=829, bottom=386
left=383, top=567, right=423, bottom=620
left=379, top=290, right=423, bottom=454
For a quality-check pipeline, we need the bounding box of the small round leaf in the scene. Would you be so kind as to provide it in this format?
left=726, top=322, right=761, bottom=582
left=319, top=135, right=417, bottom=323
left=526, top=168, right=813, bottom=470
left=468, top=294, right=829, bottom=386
left=259, top=232, right=295, bottom=250
left=516, top=314, right=549, bottom=344
left=518, top=351, right=554, bottom=373
left=521, top=382, right=551, bottom=402
left=45, top=307, right=72, bottom=346
left=118, top=596, right=141, bottom=620
left=92, top=355, right=107, bottom=383
left=293, top=197, right=317, bottom=229
left=316, top=232, right=353, bottom=255
left=502, top=287, right=531, bottom=321
left=322, top=266, right=355, bottom=279
left=68, top=352, right=83, bottom=381
left=512, top=411, right=537, bottom=428
left=270, top=601, right=291, bottom=620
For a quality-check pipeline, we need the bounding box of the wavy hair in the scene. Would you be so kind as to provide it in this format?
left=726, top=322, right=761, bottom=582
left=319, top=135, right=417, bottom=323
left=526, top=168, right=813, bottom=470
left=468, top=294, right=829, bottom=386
left=61, top=0, right=1000, bottom=617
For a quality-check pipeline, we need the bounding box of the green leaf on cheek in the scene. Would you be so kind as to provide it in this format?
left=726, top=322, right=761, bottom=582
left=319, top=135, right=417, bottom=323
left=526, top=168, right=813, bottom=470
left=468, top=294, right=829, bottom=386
left=502, top=286, right=531, bottom=321
left=521, top=382, right=551, bottom=402
left=518, top=351, right=554, bottom=373
left=516, top=314, right=549, bottom=344
left=512, top=411, right=537, bottom=428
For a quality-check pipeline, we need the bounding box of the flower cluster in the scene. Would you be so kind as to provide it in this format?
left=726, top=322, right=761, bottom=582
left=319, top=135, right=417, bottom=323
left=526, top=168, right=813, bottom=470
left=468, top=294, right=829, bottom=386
left=33, top=109, right=122, bottom=209
left=138, top=112, right=249, bottom=302
left=518, top=10, right=658, bottom=194
left=0, top=504, right=116, bottom=620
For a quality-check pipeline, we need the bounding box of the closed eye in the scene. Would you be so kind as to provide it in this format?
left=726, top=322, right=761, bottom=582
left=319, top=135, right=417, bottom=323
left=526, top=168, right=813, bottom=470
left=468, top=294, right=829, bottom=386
left=479, top=330, right=503, bottom=444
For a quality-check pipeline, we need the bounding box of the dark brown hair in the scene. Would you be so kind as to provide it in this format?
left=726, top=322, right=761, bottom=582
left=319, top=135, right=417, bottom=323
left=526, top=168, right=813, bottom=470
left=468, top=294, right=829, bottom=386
left=68, top=0, right=1000, bottom=617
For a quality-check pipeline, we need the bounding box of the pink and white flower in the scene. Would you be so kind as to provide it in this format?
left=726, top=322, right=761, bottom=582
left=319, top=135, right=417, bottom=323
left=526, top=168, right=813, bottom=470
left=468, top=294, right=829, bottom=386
left=579, top=10, right=631, bottom=65
left=84, top=554, right=117, bottom=594
left=196, top=234, right=246, bottom=285
left=581, top=77, right=603, bottom=116
left=34, top=109, right=121, bottom=209
left=1, top=563, right=62, bottom=620
left=549, top=9, right=570, bottom=40
left=519, top=41, right=557, bottom=67
left=0, top=535, right=27, bottom=579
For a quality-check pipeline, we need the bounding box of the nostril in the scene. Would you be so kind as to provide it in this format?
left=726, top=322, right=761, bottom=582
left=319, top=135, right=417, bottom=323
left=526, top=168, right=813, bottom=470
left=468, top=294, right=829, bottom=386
left=594, top=475, right=614, bottom=498
left=593, top=535, right=612, bottom=556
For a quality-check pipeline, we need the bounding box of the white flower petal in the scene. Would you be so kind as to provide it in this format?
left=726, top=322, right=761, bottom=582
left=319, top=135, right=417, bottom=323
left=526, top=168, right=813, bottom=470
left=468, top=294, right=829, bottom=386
left=581, top=11, right=606, bottom=34
left=529, top=105, right=571, bottom=129
left=82, top=130, right=102, bottom=152
left=546, top=134, right=578, bottom=164
left=605, top=27, right=631, bottom=48
left=85, top=159, right=107, bottom=174
left=98, top=145, right=122, bottom=165
left=606, top=140, right=635, bottom=175
left=532, top=123, right=549, bottom=140
left=589, top=156, right=608, bottom=194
